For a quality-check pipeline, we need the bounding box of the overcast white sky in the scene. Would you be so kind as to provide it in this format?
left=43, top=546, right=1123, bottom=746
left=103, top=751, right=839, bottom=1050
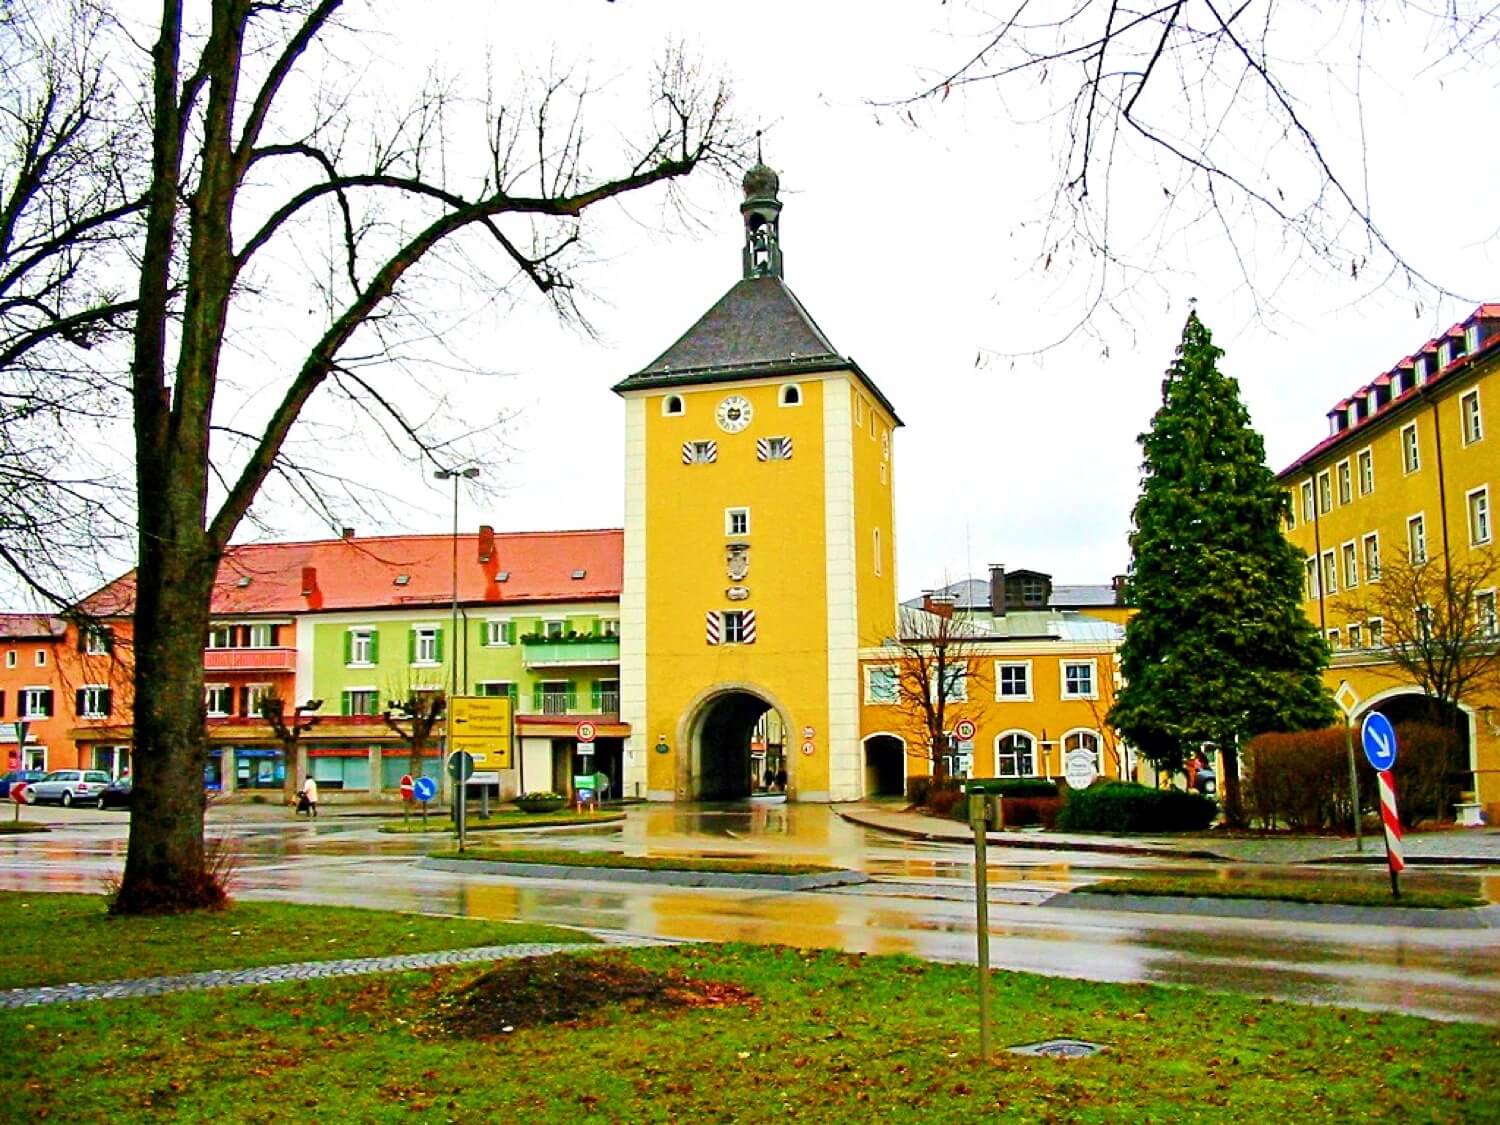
left=174, top=3, right=1500, bottom=598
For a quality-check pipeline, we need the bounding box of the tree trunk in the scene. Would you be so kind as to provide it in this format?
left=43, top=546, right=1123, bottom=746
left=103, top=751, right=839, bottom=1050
left=113, top=535, right=224, bottom=913
left=1220, top=738, right=1245, bottom=828
left=408, top=729, right=426, bottom=790
left=930, top=734, right=947, bottom=785
left=282, top=742, right=299, bottom=808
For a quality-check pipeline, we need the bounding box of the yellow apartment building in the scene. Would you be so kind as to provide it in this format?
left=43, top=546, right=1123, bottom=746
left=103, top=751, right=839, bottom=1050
left=1278, top=302, right=1500, bottom=821
left=859, top=599, right=1126, bottom=795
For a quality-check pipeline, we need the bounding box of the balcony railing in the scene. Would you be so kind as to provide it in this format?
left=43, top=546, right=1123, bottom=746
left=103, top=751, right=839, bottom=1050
left=520, top=637, right=620, bottom=667
left=529, top=689, right=620, bottom=716
left=202, top=646, right=296, bottom=672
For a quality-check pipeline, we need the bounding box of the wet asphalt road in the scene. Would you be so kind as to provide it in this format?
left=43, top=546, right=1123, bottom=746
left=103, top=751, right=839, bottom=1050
left=2, top=802, right=1497, bottom=1024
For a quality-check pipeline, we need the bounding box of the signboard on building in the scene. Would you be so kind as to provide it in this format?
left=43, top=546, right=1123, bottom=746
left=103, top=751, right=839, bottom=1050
left=449, top=694, right=513, bottom=769
left=1063, top=749, right=1098, bottom=790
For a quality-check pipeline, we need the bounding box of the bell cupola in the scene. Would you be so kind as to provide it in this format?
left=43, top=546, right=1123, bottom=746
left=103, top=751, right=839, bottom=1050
left=740, top=159, right=783, bottom=280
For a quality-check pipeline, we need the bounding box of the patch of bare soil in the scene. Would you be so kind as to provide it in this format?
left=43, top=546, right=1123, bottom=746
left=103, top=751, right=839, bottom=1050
left=427, top=953, right=757, bottom=1038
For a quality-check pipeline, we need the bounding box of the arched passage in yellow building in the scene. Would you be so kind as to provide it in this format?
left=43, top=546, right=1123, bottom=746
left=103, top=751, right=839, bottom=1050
left=863, top=734, right=905, bottom=798
left=1357, top=690, right=1474, bottom=818
left=685, top=688, right=789, bottom=801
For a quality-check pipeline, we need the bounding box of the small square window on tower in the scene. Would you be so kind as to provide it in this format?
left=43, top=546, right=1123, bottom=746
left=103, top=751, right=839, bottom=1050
left=756, top=436, right=792, bottom=461
left=725, top=507, right=750, bottom=536
left=682, top=440, right=718, bottom=465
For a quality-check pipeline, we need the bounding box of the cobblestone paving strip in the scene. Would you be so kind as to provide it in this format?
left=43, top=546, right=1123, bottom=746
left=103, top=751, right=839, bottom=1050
left=0, top=933, right=677, bottom=1010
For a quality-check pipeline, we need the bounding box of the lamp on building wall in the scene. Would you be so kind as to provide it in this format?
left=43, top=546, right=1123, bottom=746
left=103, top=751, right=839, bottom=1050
left=434, top=465, right=479, bottom=849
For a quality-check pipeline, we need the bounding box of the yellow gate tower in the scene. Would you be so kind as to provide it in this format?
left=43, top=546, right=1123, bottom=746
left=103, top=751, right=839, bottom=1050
left=614, top=162, right=902, bottom=801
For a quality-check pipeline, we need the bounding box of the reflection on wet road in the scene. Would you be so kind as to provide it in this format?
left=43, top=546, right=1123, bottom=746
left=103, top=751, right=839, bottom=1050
left=2, top=803, right=1497, bottom=1025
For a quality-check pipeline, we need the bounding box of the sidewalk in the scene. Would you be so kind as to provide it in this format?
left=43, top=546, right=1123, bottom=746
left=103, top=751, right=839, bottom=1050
left=837, top=804, right=1500, bottom=865
left=0, top=932, right=672, bottom=1010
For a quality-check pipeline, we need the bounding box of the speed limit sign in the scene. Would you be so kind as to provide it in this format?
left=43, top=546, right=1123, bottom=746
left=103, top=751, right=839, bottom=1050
left=954, top=719, right=976, bottom=741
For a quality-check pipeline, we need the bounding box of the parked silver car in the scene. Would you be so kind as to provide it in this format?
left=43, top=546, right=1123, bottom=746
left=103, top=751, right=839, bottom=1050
left=29, top=769, right=111, bottom=807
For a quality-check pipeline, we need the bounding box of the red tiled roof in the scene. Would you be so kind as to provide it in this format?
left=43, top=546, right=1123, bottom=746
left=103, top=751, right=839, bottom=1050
left=0, top=613, right=66, bottom=640
left=81, top=529, right=623, bottom=617
left=1278, top=303, right=1499, bottom=479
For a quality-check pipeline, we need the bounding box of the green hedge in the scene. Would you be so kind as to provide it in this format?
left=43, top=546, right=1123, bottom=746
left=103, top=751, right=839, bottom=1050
left=1055, top=781, right=1216, bottom=833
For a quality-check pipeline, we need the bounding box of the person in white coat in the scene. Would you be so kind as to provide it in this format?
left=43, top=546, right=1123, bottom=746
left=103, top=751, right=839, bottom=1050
left=298, top=776, right=319, bottom=819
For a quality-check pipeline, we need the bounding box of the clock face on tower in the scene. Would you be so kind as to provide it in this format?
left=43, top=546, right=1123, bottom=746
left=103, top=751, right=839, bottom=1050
left=715, top=394, right=753, bottom=433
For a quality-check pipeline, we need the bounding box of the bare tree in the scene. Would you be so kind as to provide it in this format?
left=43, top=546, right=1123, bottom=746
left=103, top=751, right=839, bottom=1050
left=1335, top=546, right=1500, bottom=720
left=890, top=2, right=1499, bottom=348
left=888, top=599, right=985, bottom=784
left=1, top=0, right=144, bottom=605
left=256, top=691, right=322, bottom=808
left=383, top=688, right=446, bottom=798
left=0, top=2, right=745, bottom=913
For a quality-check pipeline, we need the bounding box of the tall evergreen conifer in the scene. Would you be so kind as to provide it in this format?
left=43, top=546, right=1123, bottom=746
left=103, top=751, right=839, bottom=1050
left=1109, top=311, right=1335, bottom=824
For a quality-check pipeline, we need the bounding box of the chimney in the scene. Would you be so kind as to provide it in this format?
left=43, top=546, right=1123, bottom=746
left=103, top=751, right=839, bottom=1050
left=477, top=524, right=495, bottom=564
left=988, top=564, right=1005, bottom=618
left=1112, top=574, right=1127, bottom=605
left=340, top=527, right=355, bottom=540
left=922, top=593, right=955, bottom=619
left=300, top=566, right=318, bottom=596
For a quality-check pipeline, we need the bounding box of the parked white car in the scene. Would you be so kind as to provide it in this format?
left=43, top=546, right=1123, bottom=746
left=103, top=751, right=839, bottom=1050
left=29, top=769, right=111, bottom=807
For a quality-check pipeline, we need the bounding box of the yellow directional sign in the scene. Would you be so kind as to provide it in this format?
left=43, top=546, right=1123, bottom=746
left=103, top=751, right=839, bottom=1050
left=449, top=695, right=513, bottom=769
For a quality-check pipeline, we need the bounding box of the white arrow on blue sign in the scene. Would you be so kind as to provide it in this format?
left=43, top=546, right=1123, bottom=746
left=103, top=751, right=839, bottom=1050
left=1360, top=712, right=1399, bottom=772
left=412, top=776, right=438, bottom=802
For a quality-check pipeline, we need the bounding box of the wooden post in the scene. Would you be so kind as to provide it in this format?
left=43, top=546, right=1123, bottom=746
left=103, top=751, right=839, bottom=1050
left=969, top=791, right=992, bottom=1060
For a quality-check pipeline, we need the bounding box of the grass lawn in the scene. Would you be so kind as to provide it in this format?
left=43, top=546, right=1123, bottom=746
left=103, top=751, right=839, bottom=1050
left=0, top=820, right=47, bottom=834
left=0, top=944, right=1494, bottom=1121
left=1075, top=875, right=1484, bottom=910
left=379, top=812, right=624, bottom=833
left=0, top=893, right=594, bottom=990
left=432, top=846, right=841, bottom=876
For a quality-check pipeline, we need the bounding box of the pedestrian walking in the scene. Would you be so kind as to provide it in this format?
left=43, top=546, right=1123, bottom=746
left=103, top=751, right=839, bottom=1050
left=775, top=768, right=787, bottom=793
left=764, top=767, right=775, bottom=791
left=299, top=776, right=319, bottom=819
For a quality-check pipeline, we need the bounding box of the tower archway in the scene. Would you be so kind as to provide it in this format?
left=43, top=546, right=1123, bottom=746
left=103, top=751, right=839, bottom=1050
left=682, top=686, right=789, bottom=801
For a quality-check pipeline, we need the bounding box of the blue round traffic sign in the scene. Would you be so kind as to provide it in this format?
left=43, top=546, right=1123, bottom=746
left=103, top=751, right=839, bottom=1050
left=412, top=776, right=437, bottom=802
left=1361, top=712, right=1399, bottom=772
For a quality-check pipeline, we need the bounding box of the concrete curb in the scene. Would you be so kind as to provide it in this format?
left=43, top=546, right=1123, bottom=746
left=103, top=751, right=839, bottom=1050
left=1041, top=891, right=1500, bottom=929
left=834, top=807, right=1227, bottom=861
left=417, top=856, right=869, bottom=891
left=376, top=814, right=626, bottom=835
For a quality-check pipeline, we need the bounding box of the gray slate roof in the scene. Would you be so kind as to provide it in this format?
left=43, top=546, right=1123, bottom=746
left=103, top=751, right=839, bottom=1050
left=633, top=276, right=840, bottom=378
left=612, top=276, right=902, bottom=423
left=1049, top=584, right=1119, bottom=608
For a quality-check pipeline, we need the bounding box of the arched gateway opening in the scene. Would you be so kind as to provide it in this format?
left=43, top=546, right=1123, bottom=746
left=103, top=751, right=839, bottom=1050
left=1358, top=691, right=1473, bottom=818
left=688, top=690, right=788, bottom=800
left=863, top=734, right=905, bottom=798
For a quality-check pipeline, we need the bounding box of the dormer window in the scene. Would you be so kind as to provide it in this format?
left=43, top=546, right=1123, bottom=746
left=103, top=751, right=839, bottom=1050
left=662, top=395, right=684, bottom=416
left=571, top=569, right=587, bottom=580
left=393, top=574, right=410, bottom=586
left=779, top=384, right=802, bottom=407
left=1413, top=356, right=1428, bottom=384
left=1439, top=341, right=1453, bottom=368
left=1467, top=323, right=1481, bottom=354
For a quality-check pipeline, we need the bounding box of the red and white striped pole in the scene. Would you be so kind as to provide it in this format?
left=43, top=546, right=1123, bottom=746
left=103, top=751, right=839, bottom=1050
left=1377, top=769, right=1404, bottom=899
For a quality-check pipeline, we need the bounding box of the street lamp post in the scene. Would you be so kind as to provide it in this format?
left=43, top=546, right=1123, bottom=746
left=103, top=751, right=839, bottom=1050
left=435, top=466, right=479, bottom=851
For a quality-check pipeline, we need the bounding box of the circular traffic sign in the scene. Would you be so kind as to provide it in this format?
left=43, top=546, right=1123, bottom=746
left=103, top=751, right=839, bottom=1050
left=446, top=751, right=475, bottom=782
left=1361, top=712, right=1399, bottom=772
left=399, top=773, right=415, bottom=799
left=954, top=719, right=977, bottom=741
left=412, top=776, right=437, bottom=802
left=800, top=740, right=815, bottom=756
left=576, top=720, right=597, bottom=743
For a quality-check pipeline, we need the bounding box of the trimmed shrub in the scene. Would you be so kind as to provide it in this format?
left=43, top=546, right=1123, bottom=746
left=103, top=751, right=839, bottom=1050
left=1242, top=729, right=1351, bottom=832
left=1000, top=796, right=1064, bottom=828
left=1244, top=721, right=1463, bottom=831
left=1055, top=781, right=1216, bottom=833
